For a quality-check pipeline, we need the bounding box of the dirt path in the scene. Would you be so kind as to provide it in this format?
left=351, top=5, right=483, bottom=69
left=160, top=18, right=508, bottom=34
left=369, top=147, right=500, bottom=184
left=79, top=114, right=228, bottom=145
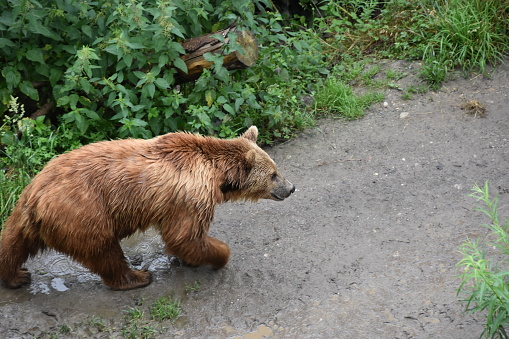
left=1, top=60, right=508, bottom=338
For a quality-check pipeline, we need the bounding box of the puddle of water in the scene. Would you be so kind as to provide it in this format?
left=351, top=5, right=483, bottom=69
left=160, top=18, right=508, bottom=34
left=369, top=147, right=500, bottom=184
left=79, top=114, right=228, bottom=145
left=50, top=277, right=69, bottom=292
left=2, top=228, right=172, bottom=296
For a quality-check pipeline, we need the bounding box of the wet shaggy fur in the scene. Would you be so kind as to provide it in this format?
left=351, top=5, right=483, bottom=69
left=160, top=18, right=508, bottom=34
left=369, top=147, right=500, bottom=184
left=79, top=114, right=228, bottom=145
left=0, top=126, right=295, bottom=290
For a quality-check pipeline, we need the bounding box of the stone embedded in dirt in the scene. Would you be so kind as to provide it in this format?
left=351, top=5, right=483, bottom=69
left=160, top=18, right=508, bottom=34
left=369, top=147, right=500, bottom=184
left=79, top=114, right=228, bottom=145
left=399, top=112, right=410, bottom=119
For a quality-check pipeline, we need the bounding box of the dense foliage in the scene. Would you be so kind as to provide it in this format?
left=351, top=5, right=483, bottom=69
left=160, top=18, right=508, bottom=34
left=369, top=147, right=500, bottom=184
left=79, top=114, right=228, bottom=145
left=0, top=0, right=303, bottom=143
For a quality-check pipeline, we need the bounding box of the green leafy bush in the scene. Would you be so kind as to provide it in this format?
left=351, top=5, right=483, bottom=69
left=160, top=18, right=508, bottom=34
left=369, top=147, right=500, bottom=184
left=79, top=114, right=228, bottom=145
left=0, top=0, right=337, bottom=147
left=458, top=182, right=509, bottom=338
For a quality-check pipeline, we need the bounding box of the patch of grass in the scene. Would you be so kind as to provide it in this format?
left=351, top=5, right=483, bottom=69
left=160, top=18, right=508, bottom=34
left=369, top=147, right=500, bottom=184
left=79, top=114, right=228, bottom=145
left=121, top=321, right=158, bottom=339
left=313, top=76, right=383, bottom=120
left=87, top=315, right=107, bottom=332
left=59, top=324, right=71, bottom=334
left=401, top=92, right=413, bottom=100
left=124, top=307, right=145, bottom=321
left=407, top=84, right=430, bottom=94
left=423, top=0, right=509, bottom=87
left=419, top=60, right=449, bottom=91
left=385, top=69, right=407, bottom=81
left=185, top=281, right=201, bottom=293
left=149, top=296, right=182, bottom=322
left=457, top=182, right=509, bottom=338
left=121, top=307, right=158, bottom=339
left=0, top=169, right=31, bottom=228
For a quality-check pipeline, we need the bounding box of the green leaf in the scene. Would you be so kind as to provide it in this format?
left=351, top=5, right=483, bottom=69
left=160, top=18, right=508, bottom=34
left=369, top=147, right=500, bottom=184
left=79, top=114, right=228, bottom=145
left=104, top=44, right=120, bottom=56
left=57, top=96, right=70, bottom=107
left=197, top=111, right=211, bottom=126
left=171, top=42, right=186, bottom=55
left=131, top=118, right=148, bottom=127
left=2, top=66, right=21, bottom=90
left=69, top=94, right=79, bottom=109
left=49, top=69, right=63, bottom=87
left=173, top=58, right=188, bottom=73
left=205, top=90, right=214, bottom=106
left=82, top=109, right=101, bottom=120
left=74, top=112, right=89, bottom=134
left=146, top=82, right=155, bottom=98
left=235, top=98, right=244, bottom=111
left=19, top=81, right=39, bottom=101
left=245, top=75, right=260, bottom=83
left=155, top=78, right=169, bottom=89
left=123, top=54, right=133, bottom=67
left=223, top=103, right=235, bottom=114
left=124, top=41, right=145, bottom=50
left=82, top=25, right=93, bottom=38
left=0, top=38, right=15, bottom=48
left=26, top=14, right=62, bottom=41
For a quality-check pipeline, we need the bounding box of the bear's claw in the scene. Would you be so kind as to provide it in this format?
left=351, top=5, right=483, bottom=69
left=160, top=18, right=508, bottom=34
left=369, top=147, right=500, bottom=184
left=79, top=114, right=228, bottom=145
left=2, top=268, right=31, bottom=289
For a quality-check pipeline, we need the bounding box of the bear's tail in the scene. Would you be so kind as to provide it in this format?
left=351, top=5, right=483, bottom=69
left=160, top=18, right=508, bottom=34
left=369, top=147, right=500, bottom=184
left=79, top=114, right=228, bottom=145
left=0, top=202, right=44, bottom=288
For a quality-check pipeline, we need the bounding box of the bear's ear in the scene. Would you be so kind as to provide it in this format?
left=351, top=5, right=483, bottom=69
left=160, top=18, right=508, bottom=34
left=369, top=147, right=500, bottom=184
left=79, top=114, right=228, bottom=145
left=241, top=126, right=258, bottom=142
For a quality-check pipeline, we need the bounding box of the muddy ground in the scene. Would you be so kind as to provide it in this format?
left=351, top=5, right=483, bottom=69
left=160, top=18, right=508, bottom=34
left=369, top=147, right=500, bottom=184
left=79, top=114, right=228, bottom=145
left=1, top=59, right=509, bottom=338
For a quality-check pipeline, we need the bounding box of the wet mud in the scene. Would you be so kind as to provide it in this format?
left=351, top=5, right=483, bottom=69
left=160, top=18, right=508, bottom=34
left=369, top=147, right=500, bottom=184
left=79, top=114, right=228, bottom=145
left=1, top=59, right=509, bottom=338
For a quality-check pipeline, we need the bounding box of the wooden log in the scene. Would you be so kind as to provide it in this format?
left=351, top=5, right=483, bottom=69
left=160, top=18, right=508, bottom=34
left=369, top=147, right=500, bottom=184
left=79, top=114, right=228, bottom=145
left=175, top=24, right=258, bottom=84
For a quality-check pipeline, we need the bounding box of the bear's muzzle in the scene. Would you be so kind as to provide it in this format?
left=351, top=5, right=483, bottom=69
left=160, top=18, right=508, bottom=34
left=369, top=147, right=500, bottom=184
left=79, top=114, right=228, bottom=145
left=271, top=179, right=295, bottom=201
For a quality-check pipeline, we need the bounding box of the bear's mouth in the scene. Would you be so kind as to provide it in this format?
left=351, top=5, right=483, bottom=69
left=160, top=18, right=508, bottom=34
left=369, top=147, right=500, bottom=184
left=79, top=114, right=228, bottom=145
left=271, top=193, right=285, bottom=201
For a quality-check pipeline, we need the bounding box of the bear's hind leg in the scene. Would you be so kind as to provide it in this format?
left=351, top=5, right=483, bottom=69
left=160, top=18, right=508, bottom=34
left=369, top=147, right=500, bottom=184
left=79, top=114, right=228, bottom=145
left=75, top=242, right=152, bottom=290
left=0, top=222, right=42, bottom=289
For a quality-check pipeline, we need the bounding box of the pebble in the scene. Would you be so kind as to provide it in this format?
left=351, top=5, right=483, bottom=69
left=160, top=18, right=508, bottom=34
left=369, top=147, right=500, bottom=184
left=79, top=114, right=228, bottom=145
left=400, top=112, right=410, bottom=119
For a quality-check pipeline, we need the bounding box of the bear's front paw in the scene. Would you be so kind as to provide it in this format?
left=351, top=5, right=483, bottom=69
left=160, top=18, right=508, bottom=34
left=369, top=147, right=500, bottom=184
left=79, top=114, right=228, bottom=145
left=106, top=269, right=153, bottom=290
left=2, top=268, right=31, bottom=289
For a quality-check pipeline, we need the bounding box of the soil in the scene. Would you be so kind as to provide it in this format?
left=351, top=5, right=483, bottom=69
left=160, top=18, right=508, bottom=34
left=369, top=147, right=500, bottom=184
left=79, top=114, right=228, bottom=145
left=1, top=59, right=509, bottom=339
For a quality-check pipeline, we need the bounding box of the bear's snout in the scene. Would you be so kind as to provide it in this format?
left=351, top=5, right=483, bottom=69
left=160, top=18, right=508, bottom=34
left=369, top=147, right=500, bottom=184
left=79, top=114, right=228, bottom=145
left=271, top=179, right=295, bottom=201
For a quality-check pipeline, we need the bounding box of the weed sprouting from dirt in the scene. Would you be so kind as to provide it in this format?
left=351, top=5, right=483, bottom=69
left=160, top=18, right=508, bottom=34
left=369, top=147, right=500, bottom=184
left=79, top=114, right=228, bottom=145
left=185, top=280, right=201, bottom=293
left=457, top=182, right=509, bottom=338
left=149, top=296, right=182, bottom=322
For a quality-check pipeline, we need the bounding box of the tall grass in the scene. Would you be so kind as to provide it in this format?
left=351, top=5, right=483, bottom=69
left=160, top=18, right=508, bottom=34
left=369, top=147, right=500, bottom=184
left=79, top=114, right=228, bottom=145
left=313, top=76, right=383, bottom=119
left=0, top=170, right=31, bottom=227
left=423, top=0, right=509, bottom=76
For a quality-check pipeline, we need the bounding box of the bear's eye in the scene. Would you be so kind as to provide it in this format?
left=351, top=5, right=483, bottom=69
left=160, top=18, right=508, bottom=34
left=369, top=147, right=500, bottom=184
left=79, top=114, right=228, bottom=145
left=271, top=173, right=278, bottom=181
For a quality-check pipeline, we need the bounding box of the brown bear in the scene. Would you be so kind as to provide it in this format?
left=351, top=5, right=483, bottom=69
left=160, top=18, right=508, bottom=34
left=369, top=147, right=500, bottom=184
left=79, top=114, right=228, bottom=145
left=0, top=126, right=294, bottom=290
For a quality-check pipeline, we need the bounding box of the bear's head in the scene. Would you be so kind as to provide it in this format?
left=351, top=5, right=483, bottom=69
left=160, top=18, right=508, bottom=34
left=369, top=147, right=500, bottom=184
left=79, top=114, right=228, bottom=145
left=222, top=126, right=295, bottom=202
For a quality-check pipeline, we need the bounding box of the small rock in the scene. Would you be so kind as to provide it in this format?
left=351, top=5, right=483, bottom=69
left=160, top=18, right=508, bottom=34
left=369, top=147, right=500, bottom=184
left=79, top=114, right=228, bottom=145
left=423, top=317, right=441, bottom=324
left=400, top=112, right=410, bottom=119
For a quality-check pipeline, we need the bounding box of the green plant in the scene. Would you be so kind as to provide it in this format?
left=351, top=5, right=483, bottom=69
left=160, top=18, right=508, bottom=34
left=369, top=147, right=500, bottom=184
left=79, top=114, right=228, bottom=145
left=88, top=315, right=107, bottom=332
left=149, top=296, right=182, bottom=322
left=401, top=92, right=413, bottom=100
left=121, top=322, right=157, bottom=339
left=0, top=169, right=31, bottom=228
left=124, top=307, right=145, bottom=321
left=59, top=324, right=71, bottom=334
left=0, top=0, right=330, bottom=144
left=424, top=0, right=509, bottom=75
left=419, top=60, right=449, bottom=91
left=185, top=281, right=201, bottom=293
left=1, top=97, right=82, bottom=174
left=457, top=182, right=509, bottom=338
left=313, top=72, right=383, bottom=120
left=121, top=307, right=158, bottom=339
